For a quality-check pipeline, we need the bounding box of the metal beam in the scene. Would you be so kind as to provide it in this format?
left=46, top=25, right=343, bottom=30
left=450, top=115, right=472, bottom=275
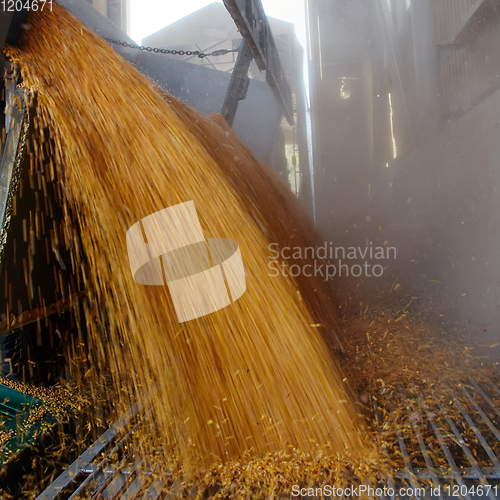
left=223, top=0, right=294, bottom=125
left=221, top=39, right=254, bottom=127
left=0, top=89, right=28, bottom=271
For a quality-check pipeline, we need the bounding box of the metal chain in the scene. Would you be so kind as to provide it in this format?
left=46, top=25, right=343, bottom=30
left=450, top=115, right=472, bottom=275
left=103, top=37, right=239, bottom=59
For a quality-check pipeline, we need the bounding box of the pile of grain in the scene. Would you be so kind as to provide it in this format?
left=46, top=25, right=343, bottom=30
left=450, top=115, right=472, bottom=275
left=6, top=4, right=374, bottom=475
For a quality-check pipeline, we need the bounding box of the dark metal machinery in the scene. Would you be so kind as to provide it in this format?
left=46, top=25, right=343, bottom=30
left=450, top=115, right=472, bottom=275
left=221, top=39, right=254, bottom=127
left=0, top=7, right=29, bottom=64
left=221, top=0, right=294, bottom=127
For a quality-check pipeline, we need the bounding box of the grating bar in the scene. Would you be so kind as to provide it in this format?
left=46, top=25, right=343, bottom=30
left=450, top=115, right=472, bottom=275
left=386, top=477, right=396, bottom=500
left=371, top=395, right=399, bottom=499
left=435, top=399, right=496, bottom=500
left=468, top=377, right=500, bottom=420
left=121, top=473, right=152, bottom=500
left=141, top=477, right=166, bottom=499
left=424, top=409, right=473, bottom=500
left=395, top=428, right=422, bottom=493
left=66, top=404, right=153, bottom=500
left=38, top=380, right=500, bottom=499
left=484, top=379, right=500, bottom=400
left=445, top=385, right=500, bottom=468
left=406, top=466, right=500, bottom=480
left=101, top=472, right=129, bottom=499
left=36, top=402, right=142, bottom=500
left=88, top=428, right=147, bottom=500
left=396, top=386, right=443, bottom=496
left=78, top=471, right=107, bottom=500
left=67, top=418, right=144, bottom=500
left=460, top=386, right=500, bottom=445
left=67, top=441, right=134, bottom=500
left=409, top=411, right=443, bottom=497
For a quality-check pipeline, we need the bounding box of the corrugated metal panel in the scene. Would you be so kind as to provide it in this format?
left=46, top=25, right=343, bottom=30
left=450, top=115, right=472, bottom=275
left=434, top=0, right=477, bottom=44
left=440, top=46, right=478, bottom=115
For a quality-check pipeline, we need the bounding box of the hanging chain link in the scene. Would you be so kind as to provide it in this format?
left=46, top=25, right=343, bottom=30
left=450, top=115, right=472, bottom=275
left=103, top=37, right=239, bottom=59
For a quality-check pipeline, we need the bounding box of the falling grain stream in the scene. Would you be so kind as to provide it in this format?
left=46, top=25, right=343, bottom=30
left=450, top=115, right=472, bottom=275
left=5, top=4, right=380, bottom=492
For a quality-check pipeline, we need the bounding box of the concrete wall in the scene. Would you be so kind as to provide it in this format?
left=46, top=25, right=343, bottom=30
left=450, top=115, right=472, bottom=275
left=306, top=0, right=374, bottom=230
left=85, top=0, right=129, bottom=35
left=370, top=88, right=500, bottom=353
left=306, top=0, right=500, bottom=356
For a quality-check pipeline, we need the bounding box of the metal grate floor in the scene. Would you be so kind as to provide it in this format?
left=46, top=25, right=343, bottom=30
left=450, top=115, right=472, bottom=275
left=36, top=376, right=500, bottom=500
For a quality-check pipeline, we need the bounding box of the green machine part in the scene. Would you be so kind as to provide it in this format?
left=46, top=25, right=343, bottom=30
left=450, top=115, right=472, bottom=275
left=0, top=383, right=57, bottom=466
